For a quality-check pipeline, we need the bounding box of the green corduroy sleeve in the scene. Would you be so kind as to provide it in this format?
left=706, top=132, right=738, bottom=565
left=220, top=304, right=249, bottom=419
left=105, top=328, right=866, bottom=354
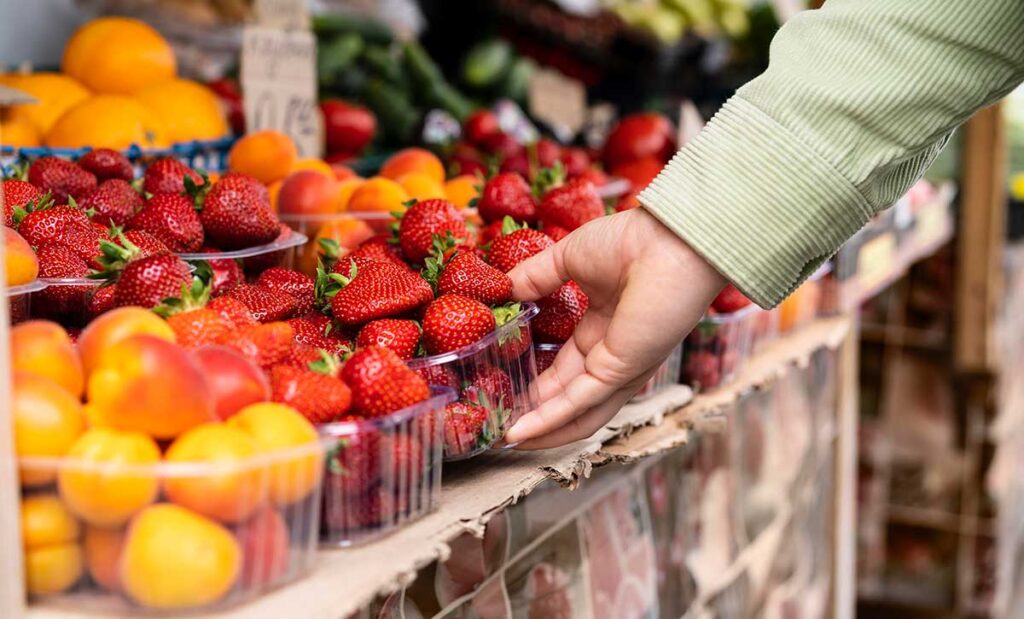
left=639, top=0, right=1024, bottom=307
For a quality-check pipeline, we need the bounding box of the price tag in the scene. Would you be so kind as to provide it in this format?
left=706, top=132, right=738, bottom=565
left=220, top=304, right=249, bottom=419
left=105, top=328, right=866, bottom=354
left=677, top=100, right=704, bottom=149
left=528, top=68, right=586, bottom=142
left=857, top=233, right=897, bottom=293
left=253, top=0, right=309, bottom=31
left=241, top=27, right=322, bottom=157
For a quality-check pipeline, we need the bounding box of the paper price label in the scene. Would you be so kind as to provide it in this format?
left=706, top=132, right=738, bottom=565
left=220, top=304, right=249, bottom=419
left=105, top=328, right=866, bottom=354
left=241, top=27, right=322, bottom=157
left=253, top=0, right=309, bottom=30
left=528, top=68, right=586, bottom=141
left=857, top=233, right=897, bottom=293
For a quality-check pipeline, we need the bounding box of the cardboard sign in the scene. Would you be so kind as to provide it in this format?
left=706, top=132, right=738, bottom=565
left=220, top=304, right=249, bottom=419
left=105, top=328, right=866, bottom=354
left=253, top=0, right=309, bottom=31
left=528, top=68, right=586, bottom=142
left=241, top=26, right=322, bottom=157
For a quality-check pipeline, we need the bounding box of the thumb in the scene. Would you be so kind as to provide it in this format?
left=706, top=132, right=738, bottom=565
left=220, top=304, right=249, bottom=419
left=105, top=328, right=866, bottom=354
left=507, top=240, right=570, bottom=301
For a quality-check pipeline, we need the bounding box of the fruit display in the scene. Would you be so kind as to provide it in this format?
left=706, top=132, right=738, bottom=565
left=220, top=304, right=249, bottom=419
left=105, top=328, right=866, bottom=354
left=777, top=264, right=831, bottom=333
left=681, top=293, right=759, bottom=391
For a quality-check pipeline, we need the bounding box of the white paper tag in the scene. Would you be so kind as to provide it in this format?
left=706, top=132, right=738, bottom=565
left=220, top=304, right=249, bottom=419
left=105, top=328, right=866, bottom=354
left=528, top=68, right=586, bottom=141
left=253, top=0, right=309, bottom=30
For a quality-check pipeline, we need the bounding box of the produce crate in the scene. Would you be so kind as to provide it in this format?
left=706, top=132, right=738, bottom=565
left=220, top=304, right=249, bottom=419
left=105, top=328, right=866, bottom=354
left=681, top=306, right=757, bottom=392
left=178, top=228, right=308, bottom=279
left=1, top=137, right=236, bottom=174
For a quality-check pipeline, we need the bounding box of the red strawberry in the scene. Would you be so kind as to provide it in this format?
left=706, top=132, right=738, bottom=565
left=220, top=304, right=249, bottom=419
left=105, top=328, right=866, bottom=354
left=271, top=363, right=352, bottom=423
left=341, top=346, right=430, bottom=418
left=168, top=308, right=233, bottom=348
left=537, top=178, right=604, bottom=231
left=28, top=157, right=97, bottom=204
left=33, top=244, right=90, bottom=319
left=536, top=139, right=563, bottom=168
left=78, top=149, right=134, bottom=182
left=712, top=284, right=752, bottom=314
left=322, top=418, right=382, bottom=497
left=443, top=401, right=489, bottom=457
left=128, top=193, right=204, bottom=252
left=81, top=179, right=143, bottom=227
left=683, top=350, right=721, bottom=389
left=389, top=433, right=425, bottom=480
left=120, top=230, right=169, bottom=259
left=464, top=110, right=501, bottom=146
left=195, top=247, right=244, bottom=296
left=464, top=366, right=514, bottom=410
left=398, top=199, right=471, bottom=264
left=356, top=319, right=420, bottom=359
left=208, top=295, right=257, bottom=328
left=573, top=167, right=607, bottom=187
left=535, top=345, right=559, bottom=374
left=426, top=250, right=512, bottom=305
left=322, top=259, right=433, bottom=326
left=288, top=312, right=351, bottom=355
left=198, top=173, right=279, bottom=250
left=478, top=220, right=504, bottom=246
left=477, top=173, right=536, bottom=224
left=227, top=283, right=299, bottom=323
left=142, top=158, right=203, bottom=195
left=421, top=294, right=496, bottom=355
left=257, top=267, right=315, bottom=315
left=2, top=179, right=43, bottom=226
left=85, top=285, right=116, bottom=320
left=487, top=222, right=554, bottom=273
left=278, top=345, right=323, bottom=371
left=111, top=254, right=192, bottom=309
left=16, top=203, right=101, bottom=266
left=348, top=234, right=406, bottom=267
left=560, top=147, right=591, bottom=177
left=413, top=364, right=459, bottom=391
left=534, top=281, right=589, bottom=344
left=222, top=321, right=294, bottom=369
left=541, top=224, right=570, bottom=242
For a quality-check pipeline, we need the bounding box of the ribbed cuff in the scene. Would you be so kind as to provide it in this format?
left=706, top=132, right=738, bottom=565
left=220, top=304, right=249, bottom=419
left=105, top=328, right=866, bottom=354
left=638, top=96, right=873, bottom=308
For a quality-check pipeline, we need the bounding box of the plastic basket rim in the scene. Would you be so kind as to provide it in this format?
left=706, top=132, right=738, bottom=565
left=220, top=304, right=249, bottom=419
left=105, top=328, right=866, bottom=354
left=406, top=302, right=540, bottom=368
left=278, top=208, right=480, bottom=224
left=701, top=303, right=761, bottom=325
left=3, top=280, right=48, bottom=297
left=38, top=261, right=198, bottom=287
left=317, top=386, right=457, bottom=435
left=177, top=230, right=308, bottom=261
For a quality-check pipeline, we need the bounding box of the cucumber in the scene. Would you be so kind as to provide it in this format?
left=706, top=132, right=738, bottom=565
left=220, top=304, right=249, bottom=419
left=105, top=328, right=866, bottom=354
left=423, top=81, right=474, bottom=122
left=361, top=45, right=405, bottom=86
left=312, top=14, right=393, bottom=45
left=363, top=79, right=421, bottom=143
left=499, top=56, right=535, bottom=103
left=403, top=40, right=444, bottom=91
left=317, top=34, right=364, bottom=88
left=462, top=39, right=514, bottom=89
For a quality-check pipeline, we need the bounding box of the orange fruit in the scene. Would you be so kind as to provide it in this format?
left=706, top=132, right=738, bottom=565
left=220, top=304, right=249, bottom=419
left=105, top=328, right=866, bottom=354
left=134, top=79, right=229, bottom=143
left=4, top=226, right=39, bottom=285
left=121, top=504, right=240, bottom=610
left=334, top=178, right=364, bottom=212
left=397, top=172, right=446, bottom=201
left=297, top=217, right=375, bottom=275
left=25, top=544, right=83, bottom=597
left=84, top=526, right=124, bottom=593
left=62, top=17, right=177, bottom=95
left=228, top=130, right=298, bottom=185
left=46, top=95, right=168, bottom=150
left=78, top=306, right=175, bottom=375
left=290, top=158, right=335, bottom=177
left=58, top=428, right=161, bottom=527
left=22, top=494, right=81, bottom=549
left=4, top=73, right=90, bottom=136
left=227, top=403, right=322, bottom=506
left=445, top=174, right=481, bottom=210
left=1, top=117, right=41, bottom=147
left=380, top=147, right=445, bottom=184
left=346, top=176, right=410, bottom=213
left=164, top=423, right=268, bottom=523
left=13, top=371, right=85, bottom=486
left=331, top=163, right=357, bottom=181
left=22, top=494, right=84, bottom=596
left=12, top=320, right=84, bottom=397
left=268, top=179, right=283, bottom=213
left=277, top=170, right=338, bottom=218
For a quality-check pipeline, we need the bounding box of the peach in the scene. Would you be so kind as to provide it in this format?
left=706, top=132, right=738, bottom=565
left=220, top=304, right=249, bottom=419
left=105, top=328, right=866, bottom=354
left=444, top=174, right=481, bottom=210
left=331, top=163, right=357, bottom=181
left=84, top=525, right=125, bottom=593
left=380, top=147, right=445, bottom=184
left=192, top=346, right=271, bottom=420
left=236, top=507, right=290, bottom=587
left=11, top=320, right=85, bottom=397
left=397, top=172, right=445, bottom=201
left=4, top=226, right=39, bottom=286
left=289, top=157, right=334, bottom=177
left=277, top=170, right=338, bottom=219
left=346, top=177, right=410, bottom=213
left=78, top=306, right=175, bottom=375
left=298, top=218, right=375, bottom=276
left=14, top=371, right=85, bottom=486
left=86, top=335, right=215, bottom=439
left=334, top=178, right=363, bottom=212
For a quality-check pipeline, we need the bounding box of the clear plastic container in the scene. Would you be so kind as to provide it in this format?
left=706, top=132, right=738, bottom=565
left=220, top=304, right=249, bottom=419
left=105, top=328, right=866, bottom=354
left=4, top=280, right=47, bottom=324
left=407, top=304, right=540, bottom=461
left=178, top=228, right=307, bottom=279
left=682, top=305, right=758, bottom=392
left=18, top=439, right=328, bottom=614
left=31, top=278, right=103, bottom=326
left=749, top=307, right=779, bottom=353
left=534, top=342, right=560, bottom=375
left=318, top=387, right=456, bottom=547
left=535, top=342, right=683, bottom=402
left=778, top=263, right=831, bottom=333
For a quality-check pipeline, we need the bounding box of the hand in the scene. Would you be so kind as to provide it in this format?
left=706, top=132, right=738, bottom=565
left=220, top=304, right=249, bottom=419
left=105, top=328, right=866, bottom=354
left=504, top=207, right=726, bottom=449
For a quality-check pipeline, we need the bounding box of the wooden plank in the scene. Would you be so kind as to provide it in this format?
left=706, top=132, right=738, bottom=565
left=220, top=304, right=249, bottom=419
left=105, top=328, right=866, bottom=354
left=830, top=314, right=859, bottom=619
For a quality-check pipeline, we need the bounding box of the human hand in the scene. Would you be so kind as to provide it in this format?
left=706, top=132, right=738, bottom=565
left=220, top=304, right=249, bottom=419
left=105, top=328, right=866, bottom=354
left=504, top=207, right=726, bottom=449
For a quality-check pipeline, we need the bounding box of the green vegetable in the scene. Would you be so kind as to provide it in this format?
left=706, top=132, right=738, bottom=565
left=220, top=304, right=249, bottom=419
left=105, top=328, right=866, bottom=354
left=423, top=82, right=474, bottom=122
left=361, top=45, right=405, bottom=86
left=462, top=39, right=514, bottom=89
left=312, top=14, right=393, bottom=45
left=499, top=57, right=536, bottom=103
left=363, top=79, right=421, bottom=143
left=318, top=34, right=364, bottom=88
left=403, top=40, right=445, bottom=90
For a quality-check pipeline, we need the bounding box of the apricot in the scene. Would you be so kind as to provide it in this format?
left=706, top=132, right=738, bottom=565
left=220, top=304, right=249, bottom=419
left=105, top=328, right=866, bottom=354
left=346, top=176, right=410, bottom=213
left=297, top=217, right=375, bottom=276
left=87, top=335, right=215, bottom=439
left=21, top=494, right=83, bottom=596
left=84, top=525, right=125, bottom=593
left=334, top=178, right=364, bottom=211
left=78, top=306, right=175, bottom=375
left=22, top=494, right=81, bottom=549
left=380, top=147, right=445, bottom=184
left=11, top=320, right=85, bottom=397
left=397, top=172, right=446, bottom=201
left=4, top=226, right=39, bottom=285
left=58, top=428, right=161, bottom=527
left=277, top=170, right=338, bottom=218
left=290, top=158, right=334, bottom=177
left=14, top=371, right=85, bottom=486
left=228, top=130, right=298, bottom=185
left=444, top=174, right=481, bottom=210
left=191, top=346, right=271, bottom=420
left=331, top=163, right=357, bottom=181
left=236, top=507, right=290, bottom=587
left=25, top=543, right=83, bottom=597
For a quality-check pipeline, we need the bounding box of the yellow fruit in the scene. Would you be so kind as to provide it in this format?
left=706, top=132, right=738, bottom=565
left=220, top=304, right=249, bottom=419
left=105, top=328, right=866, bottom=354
left=444, top=174, right=481, bottom=210
left=1, top=117, right=41, bottom=148
left=25, top=544, right=83, bottom=597
left=121, top=504, right=240, bottom=610
left=4, top=73, right=90, bottom=136
left=397, top=172, right=446, bottom=201
left=22, top=494, right=81, bottom=549
left=58, top=428, right=161, bottom=527
left=290, top=158, right=335, bottom=177
left=46, top=95, right=167, bottom=150
left=346, top=176, right=411, bottom=213
left=334, top=178, right=364, bottom=211
left=62, top=17, right=177, bottom=95
left=13, top=371, right=85, bottom=487
left=135, top=79, right=229, bottom=143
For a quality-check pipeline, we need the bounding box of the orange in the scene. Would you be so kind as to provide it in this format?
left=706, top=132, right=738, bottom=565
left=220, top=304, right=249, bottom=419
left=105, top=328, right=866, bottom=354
left=25, top=543, right=83, bottom=597
left=228, top=130, right=298, bottom=185
left=346, top=176, right=410, bottom=213
left=13, top=371, right=85, bottom=486
left=22, top=494, right=81, bottom=549
left=62, top=17, right=177, bottom=95
left=121, top=504, right=240, bottom=610
left=380, top=147, right=445, bottom=184
left=12, top=320, right=84, bottom=397
left=4, top=73, right=90, bottom=136
left=4, top=226, right=39, bottom=285
left=164, top=423, right=268, bottom=523
left=58, top=428, right=161, bottom=527
left=46, top=95, right=168, bottom=150
left=1, top=117, right=41, bottom=147
left=84, top=526, right=124, bottom=593
left=268, top=179, right=283, bottom=212
left=134, top=78, right=229, bottom=143
left=227, top=403, right=322, bottom=506
left=22, top=494, right=83, bottom=596
left=334, top=178, right=364, bottom=212
left=297, top=217, right=375, bottom=275
left=397, top=172, right=446, bottom=201
left=445, top=174, right=481, bottom=210
left=78, top=306, right=175, bottom=375
left=290, top=158, right=335, bottom=177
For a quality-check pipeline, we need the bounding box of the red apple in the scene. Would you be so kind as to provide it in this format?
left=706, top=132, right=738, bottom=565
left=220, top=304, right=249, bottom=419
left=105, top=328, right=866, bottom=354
left=191, top=346, right=270, bottom=420
left=236, top=507, right=290, bottom=587
left=321, top=99, right=376, bottom=156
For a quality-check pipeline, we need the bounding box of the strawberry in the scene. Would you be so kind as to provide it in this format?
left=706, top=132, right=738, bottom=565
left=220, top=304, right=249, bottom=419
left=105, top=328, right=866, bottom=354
left=493, top=302, right=531, bottom=360
left=541, top=224, right=570, bottom=242
left=341, top=346, right=430, bottom=418
left=322, top=487, right=397, bottom=532
left=33, top=244, right=90, bottom=319
left=256, top=267, right=315, bottom=315
left=487, top=220, right=554, bottom=273
left=537, top=178, right=604, bottom=231
left=536, top=139, right=563, bottom=169
left=560, top=147, right=592, bottom=177
left=477, top=172, right=536, bottom=224
left=288, top=312, right=351, bottom=355
left=279, top=345, right=328, bottom=371
left=271, top=362, right=352, bottom=423
left=413, top=364, right=459, bottom=391
left=110, top=254, right=192, bottom=309
left=28, top=157, right=97, bottom=204
left=78, top=149, right=134, bottom=182
left=464, top=366, right=514, bottom=410
left=227, top=283, right=299, bottom=323
left=421, top=294, right=496, bottom=355
left=321, top=259, right=433, bottom=326
left=152, top=279, right=230, bottom=347
left=464, top=110, right=501, bottom=146
left=2, top=179, right=43, bottom=226
left=85, top=284, right=116, bottom=320
left=712, top=284, right=752, bottom=314
left=208, top=295, right=257, bottom=328
left=323, top=418, right=382, bottom=497
left=424, top=250, right=512, bottom=305
left=389, top=433, right=425, bottom=480
left=198, top=173, right=279, bottom=250
left=443, top=401, right=489, bottom=457
left=397, top=199, right=471, bottom=264
left=683, top=350, right=721, bottom=389
left=92, top=229, right=169, bottom=276
left=194, top=247, right=244, bottom=296
left=535, top=345, right=559, bottom=374
left=142, top=158, right=203, bottom=195
left=223, top=321, right=294, bottom=369
left=478, top=220, right=504, bottom=246
left=81, top=179, right=143, bottom=227
left=127, top=193, right=204, bottom=252
left=348, top=234, right=406, bottom=268
left=356, top=319, right=420, bottom=359
left=534, top=281, right=589, bottom=344
left=16, top=202, right=101, bottom=265
left=120, top=230, right=170, bottom=259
